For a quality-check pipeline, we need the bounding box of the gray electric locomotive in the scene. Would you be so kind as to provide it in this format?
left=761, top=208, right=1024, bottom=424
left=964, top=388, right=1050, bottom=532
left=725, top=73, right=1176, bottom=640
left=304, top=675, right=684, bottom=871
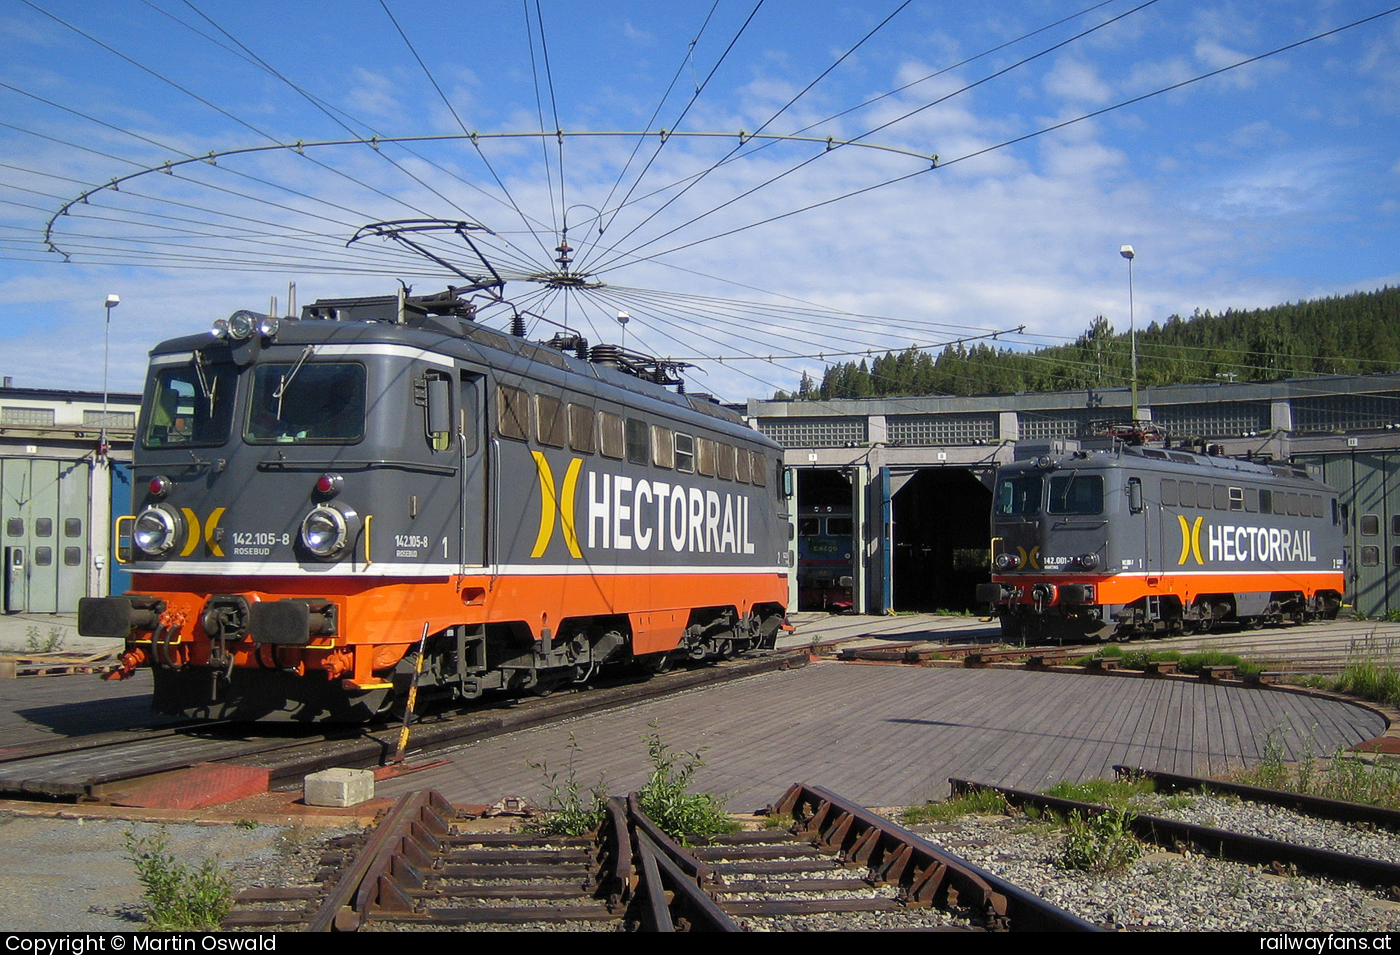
left=978, top=443, right=1345, bottom=642
left=79, top=289, right=790, bottom=720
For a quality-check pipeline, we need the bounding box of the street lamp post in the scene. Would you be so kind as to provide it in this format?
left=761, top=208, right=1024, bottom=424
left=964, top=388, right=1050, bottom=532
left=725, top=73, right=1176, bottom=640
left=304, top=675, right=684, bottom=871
left=617, top=310, right=630, bottom=351
left=1119, top=246, right=1137, bottom=424
left=102, top=294, right=120, bottom=455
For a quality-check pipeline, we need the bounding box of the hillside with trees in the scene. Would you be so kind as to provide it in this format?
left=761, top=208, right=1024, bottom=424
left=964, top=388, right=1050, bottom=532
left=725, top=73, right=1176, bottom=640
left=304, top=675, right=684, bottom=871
left=776, top=286, right=1400, bottom=400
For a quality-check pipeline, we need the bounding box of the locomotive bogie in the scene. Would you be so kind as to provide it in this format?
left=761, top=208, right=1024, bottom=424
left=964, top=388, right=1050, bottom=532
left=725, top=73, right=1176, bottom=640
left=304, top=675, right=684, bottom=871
left=982, top=446, right=1345, bottom=643
left=81, top=292, right=789, bottom=720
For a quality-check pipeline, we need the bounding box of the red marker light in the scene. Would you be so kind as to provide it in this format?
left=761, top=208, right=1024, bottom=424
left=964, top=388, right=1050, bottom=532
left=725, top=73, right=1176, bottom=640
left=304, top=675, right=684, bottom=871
left=315, top=473, right=343, bottom=497
left=148, top=476, right=171, bottom=498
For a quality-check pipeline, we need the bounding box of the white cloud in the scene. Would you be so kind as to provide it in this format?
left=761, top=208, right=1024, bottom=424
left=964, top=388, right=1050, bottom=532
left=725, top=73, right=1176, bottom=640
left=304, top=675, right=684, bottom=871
left=1043, top=58, right=1111, bottom=105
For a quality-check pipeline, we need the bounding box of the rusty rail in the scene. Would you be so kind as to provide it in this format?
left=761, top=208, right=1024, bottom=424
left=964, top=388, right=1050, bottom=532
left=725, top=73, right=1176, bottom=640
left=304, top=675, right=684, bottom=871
left=771, top=783, right=1101, bottom=931
left=1113, top=765, right=1400, bottom=831
left=231, top=784, right=1101, bottom=931
left=950, top=778, right=1400, bottom=888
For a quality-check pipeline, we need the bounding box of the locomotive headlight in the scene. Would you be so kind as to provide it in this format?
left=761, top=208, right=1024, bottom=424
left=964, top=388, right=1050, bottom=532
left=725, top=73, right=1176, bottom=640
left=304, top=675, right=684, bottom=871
left=227, top=310, right=257, bottom=341
left=1076, top=552, right=1100, bottom=570
left=210, top=318, right=230, bottom=339
left=299, top=503, right=359, bottom=559
left=256, top=315, right=280, bottom=339
left=132, top=505, right=182, bottom=557
left=994, top=553, right=1020, bottom=571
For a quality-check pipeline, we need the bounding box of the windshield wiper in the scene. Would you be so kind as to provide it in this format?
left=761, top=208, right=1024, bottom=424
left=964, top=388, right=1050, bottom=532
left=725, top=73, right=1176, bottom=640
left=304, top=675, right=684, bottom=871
left=272, top=346, right=314, bottom=420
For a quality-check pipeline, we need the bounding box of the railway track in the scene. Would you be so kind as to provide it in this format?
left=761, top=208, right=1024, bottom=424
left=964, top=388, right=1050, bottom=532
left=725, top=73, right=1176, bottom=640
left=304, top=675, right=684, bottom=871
left=0, top=652, right=803, bottom=802
left=226, top=784, right=1101, bottom=931
left=832, top=617, right=1400, bottom=674
left=949, top=775, right=1400, bottom=890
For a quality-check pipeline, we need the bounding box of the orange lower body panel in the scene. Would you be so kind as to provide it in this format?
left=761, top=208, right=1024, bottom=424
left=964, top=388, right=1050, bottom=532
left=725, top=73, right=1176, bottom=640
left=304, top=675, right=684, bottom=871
left=994, top=570, right=1345, bottom=607
left=130, top=570, right=787, bottom=681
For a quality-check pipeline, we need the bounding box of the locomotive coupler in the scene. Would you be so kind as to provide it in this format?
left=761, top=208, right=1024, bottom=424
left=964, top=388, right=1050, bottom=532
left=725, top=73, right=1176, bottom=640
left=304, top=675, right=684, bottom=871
left=103, top=647, right=148, bottom=681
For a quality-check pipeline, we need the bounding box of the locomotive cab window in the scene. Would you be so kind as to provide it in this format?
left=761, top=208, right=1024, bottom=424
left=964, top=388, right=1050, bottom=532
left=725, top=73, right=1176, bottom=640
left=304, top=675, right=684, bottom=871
left=995, top=475, right=1042, bottom=517
left=246, top=361, right=364, bottom=444
left=144, top=361, right=238, bottom=449
left=1047, top=474, right=1102, bottom=515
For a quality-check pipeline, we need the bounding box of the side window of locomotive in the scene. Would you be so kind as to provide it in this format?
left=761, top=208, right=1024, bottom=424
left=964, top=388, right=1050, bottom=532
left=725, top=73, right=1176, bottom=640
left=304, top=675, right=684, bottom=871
left=1160, top=479, right=1177, bottom=507
left=144, top=363, right=237, bottom=448
left=421, top=370, right=453, bottom=451
left=735, top=446, right=751, bottom=484
left=458, top=375, right=480, bottom=455
left=568, top=403, right=596, bottom=454
left=625, top=418, right=649, bottom=466
left=1244, top=488, right=1259, bottom=513
left=674, top=433, right=695, bottom=473
left=1228, top=487, right=1244, bottom=512
left=247, top=361, right=364, bottom=444
left=696, top=437, right=717, bottom=477
left=994, top=475, right=1041, bottom=516
left=1213, top=484, right=1229, bottom=510
left=651, top=426, right=674, bottom=468
left=1179, top=481, right=1196, bottom=508
left=1047, top=475, right=1103, bottom=515
left=599, top=412, right=625, bottom=459
left=496, top=384, right=530, bottom=442
left=1259, top=489, right=1272, bottom=514
left=750, top=450, right=767, bottom=487
left=716, top=443, right=735, bottom=481
left=535, top=395, right=567, bottom=448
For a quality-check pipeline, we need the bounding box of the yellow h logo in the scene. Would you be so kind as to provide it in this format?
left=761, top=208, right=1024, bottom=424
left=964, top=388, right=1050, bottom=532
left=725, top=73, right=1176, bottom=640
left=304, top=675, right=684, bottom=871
left=531, top=452, right=583, bottom=559
left=1177, top=515, right=1204, bottom=565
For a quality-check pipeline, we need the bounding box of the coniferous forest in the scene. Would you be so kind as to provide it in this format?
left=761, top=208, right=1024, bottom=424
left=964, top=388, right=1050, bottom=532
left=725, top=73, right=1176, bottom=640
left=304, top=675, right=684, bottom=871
left=775, top=287, right=1400, bottom=401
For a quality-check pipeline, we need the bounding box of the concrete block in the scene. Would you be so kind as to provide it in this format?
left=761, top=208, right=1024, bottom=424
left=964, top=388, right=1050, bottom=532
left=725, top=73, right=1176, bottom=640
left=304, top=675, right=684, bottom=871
left=304, top=767, right=375, bottom=807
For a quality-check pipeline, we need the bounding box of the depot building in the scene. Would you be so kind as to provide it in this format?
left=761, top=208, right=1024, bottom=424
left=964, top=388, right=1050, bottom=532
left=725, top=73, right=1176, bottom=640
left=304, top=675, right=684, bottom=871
left=748, top=372, right=1400, bottom=619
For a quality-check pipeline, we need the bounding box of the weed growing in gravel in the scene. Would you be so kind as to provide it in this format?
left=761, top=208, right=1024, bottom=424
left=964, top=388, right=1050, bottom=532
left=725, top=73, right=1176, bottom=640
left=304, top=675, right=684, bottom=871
left=1331, top=656, right=1400, bottom=707
left=1043, top=777, right=1155, bottom=809
left=637, top=724, right=739, bottom=843
left=900, top=788, right=1009, bottom=825
left=1057, top=809, right=1142, bottom=873
left=526, top=735, right=608, bottom=837
left=1230, top=725, right=1400, bottom=811
left=123, top=827, right=232, bottom=931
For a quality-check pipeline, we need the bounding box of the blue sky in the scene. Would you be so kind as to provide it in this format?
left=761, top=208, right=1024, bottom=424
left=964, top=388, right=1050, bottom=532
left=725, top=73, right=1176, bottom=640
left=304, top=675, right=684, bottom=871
left=2, top=0, right=1398, bottom=401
